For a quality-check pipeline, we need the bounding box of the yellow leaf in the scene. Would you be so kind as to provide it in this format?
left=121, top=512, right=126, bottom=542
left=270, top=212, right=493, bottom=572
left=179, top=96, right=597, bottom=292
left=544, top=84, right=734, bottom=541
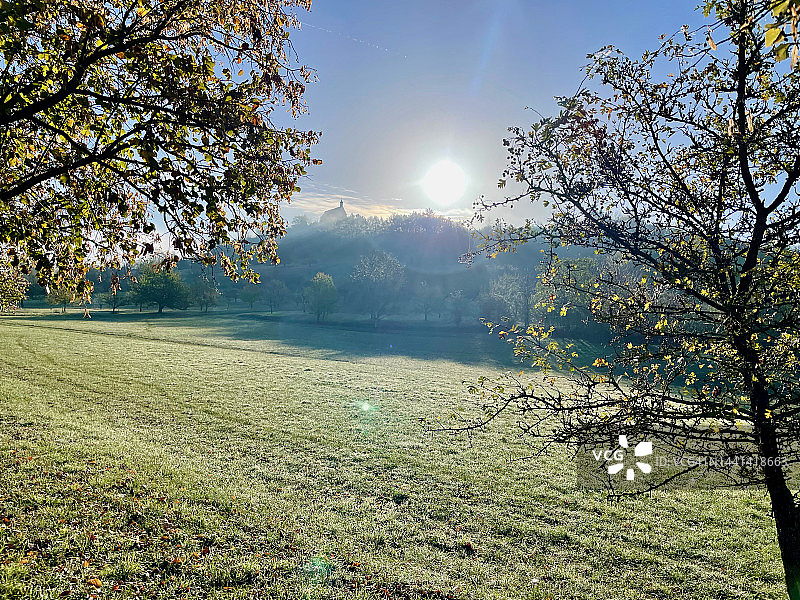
left=773, top=0, right=791, bottom=16
left=766, top=26, right=784, bottom=47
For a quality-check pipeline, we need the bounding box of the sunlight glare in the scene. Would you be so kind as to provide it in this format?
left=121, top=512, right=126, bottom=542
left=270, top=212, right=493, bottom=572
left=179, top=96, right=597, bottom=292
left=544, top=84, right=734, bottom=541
left=423, top=160, right=466, bottom=206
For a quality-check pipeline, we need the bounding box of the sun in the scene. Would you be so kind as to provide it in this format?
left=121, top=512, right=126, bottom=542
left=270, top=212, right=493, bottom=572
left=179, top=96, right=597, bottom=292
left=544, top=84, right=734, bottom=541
left=422, top=160, right=466, bottom=206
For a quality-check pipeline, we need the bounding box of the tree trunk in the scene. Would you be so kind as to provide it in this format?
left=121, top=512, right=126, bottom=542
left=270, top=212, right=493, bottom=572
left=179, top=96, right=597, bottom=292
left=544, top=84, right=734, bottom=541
left=158, top=305, right=164, bottom=313
left=766, top=471, right=800, bottom=600
left=753, top=378, right=800, bottom=600
left=761, top=418, right=800, bottom=599
left=524, top=296, right=531, bottom=329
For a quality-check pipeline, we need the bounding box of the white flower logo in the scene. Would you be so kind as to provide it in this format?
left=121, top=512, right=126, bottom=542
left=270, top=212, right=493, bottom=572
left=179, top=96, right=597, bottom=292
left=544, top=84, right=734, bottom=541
left=607, top=435, right=653, bottom=480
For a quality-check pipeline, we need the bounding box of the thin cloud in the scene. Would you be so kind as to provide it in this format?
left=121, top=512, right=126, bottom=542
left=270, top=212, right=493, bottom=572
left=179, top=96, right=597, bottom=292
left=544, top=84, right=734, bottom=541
left=300, top=22, right=408, bottom=59
left=289, top=191, right=411, bottom=218
left=290, top=180, right=474, bottom=221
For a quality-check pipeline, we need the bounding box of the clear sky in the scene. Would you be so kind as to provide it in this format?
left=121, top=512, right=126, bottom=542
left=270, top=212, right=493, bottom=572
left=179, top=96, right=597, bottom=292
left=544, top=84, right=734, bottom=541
left=283, top=0, right=702, bottom=223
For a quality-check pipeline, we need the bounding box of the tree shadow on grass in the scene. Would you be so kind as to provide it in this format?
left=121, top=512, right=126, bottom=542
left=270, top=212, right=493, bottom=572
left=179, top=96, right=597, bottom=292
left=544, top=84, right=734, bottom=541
left=4, top=309, right=518, bottom=368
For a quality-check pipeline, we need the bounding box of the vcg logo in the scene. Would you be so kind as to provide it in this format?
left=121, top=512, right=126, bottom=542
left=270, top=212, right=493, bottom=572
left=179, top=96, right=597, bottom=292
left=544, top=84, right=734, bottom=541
left=592, top=435, right=653, bottom=481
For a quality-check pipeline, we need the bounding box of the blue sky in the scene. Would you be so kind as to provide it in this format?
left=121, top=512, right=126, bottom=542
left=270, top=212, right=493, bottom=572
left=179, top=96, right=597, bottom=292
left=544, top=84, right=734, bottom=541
left=283, top=0, right=702, bottom=223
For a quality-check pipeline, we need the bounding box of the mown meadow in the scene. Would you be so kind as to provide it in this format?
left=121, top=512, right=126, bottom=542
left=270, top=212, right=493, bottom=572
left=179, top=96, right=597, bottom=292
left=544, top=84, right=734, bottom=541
left=0, top=309, right=787, bottom=599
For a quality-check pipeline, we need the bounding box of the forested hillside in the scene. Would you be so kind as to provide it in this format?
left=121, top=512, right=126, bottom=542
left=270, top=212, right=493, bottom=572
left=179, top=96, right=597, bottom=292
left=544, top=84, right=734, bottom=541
left=26, top=210, right=605, bottom=338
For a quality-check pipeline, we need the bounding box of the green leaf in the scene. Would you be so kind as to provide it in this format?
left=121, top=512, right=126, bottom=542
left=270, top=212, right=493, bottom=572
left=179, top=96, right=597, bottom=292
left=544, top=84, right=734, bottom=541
left=776, top=42, right=790, bottom=61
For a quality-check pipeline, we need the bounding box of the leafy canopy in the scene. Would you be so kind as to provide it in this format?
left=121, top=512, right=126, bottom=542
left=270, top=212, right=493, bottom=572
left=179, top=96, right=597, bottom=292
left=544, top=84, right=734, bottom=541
left=349, top=250, right=405, bottom=323
left=0, top=258, right=28, bottom=311
left=305, top=271, right=336, bottom=322
left=0, top=0, right=318, bottom=295
left=189, top=275, right=218, bottom=312
left=130, top=262, right=190, bottom=312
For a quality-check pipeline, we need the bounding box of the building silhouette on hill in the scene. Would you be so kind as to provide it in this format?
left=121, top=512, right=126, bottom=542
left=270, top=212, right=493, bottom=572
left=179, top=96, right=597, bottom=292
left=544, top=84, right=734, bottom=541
left=320, top=199, right=347, bottom=225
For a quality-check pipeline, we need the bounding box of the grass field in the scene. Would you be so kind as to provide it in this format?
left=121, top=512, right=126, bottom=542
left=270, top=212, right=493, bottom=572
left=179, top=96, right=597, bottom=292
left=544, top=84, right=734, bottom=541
left=0, top=309, right=788, bottom=599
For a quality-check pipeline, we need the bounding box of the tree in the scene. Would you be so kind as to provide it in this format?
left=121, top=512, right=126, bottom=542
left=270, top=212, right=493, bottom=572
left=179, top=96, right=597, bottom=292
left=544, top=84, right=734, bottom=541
left=100, top=290, right=126, bottom=313
left=527, top=257, right=609, bottom=339
left=46, top=287, right=74, bottom=313
left=240, top=284, right=262, bottom=309
left=415, top=280, right=442, bottom=321
left=291, top=214, right=313, bottom=228
left=304, top=272, right=337, bottom=322
left=457, top=2, right=800, bottom=596
left=445, top=290, right=471, bottom=326
left=487, top=268, right=537, bottom=328
left=130, top=263, right=190, bottom=313
left=294, top=289, right=307, bottom=312
left=190, top=276, right=218, bottom=313
left=263, top=279, right=288, bottom=313
left=0, top=259, right=29, bottom=312
left=221, top=281, right=241, bottom=308
left=127, top=282, right=146, bottom=312
left=477, top=288, right=510, bottom=326
left=349, top=250, right=405, bottom=327
left=0, top=0, right=318, bottom=297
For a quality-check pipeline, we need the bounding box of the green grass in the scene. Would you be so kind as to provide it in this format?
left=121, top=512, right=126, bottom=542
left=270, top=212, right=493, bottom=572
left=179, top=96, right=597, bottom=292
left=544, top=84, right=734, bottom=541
left=0, top=309, right=788, bottom=599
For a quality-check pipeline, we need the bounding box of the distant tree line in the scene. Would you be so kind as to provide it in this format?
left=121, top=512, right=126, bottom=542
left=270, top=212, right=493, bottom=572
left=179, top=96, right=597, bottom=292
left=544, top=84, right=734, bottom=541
left=19, top=210, right=609, bottom=339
